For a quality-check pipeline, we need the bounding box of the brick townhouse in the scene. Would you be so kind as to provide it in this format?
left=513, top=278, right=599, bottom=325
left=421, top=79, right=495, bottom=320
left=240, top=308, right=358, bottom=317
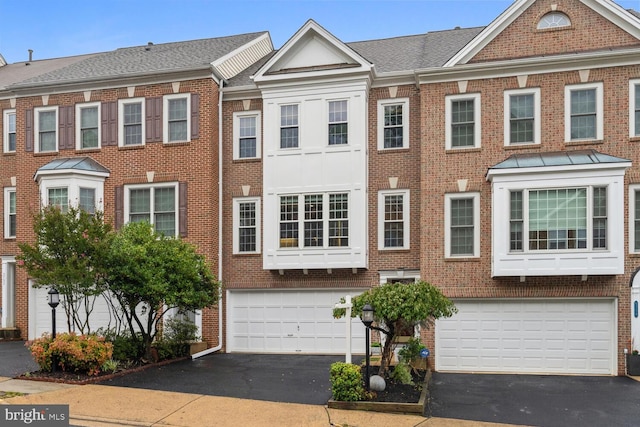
left=3, top=0, right=640, bottom=376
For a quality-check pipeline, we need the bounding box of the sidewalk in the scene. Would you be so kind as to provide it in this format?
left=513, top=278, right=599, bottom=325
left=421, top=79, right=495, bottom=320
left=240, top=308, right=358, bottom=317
left=0, top=377, right=519, bottom=427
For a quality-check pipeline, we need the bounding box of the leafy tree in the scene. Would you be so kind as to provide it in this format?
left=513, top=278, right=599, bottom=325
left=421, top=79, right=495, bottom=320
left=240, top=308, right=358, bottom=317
left=104, top=221, right=220, bottom=360
left=18, top=206, right=113, bottom=334
left=333, top=281, right=457, bottom=377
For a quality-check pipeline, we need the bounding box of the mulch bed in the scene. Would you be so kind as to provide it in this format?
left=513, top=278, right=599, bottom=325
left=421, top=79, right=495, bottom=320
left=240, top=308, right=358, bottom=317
left=367, top=366, right=426, bottom=403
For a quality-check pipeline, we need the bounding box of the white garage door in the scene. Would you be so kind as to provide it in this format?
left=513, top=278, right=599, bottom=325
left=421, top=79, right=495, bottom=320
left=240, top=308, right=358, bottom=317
left=228, top=289, right=367, bottom=354
left=435, top=299, right=616, bottom=375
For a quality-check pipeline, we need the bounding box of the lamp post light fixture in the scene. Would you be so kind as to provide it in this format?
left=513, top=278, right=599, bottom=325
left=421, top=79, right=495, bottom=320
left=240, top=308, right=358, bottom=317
left=361, top=304, right=374, bottom=391
left=48, top=287, right=60, bottom=372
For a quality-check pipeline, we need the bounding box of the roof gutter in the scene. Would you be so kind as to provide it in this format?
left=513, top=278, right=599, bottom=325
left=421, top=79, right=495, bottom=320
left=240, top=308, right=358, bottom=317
left=192, top=78, right=225, bottom=359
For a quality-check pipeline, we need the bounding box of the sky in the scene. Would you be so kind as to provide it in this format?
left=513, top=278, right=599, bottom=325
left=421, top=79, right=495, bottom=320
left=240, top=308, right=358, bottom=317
left=1, top=0, right=640, bottom=64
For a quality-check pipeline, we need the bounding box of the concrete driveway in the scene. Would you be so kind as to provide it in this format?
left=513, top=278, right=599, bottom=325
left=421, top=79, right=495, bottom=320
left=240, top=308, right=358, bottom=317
left=429, top=372, right=640, bottom=427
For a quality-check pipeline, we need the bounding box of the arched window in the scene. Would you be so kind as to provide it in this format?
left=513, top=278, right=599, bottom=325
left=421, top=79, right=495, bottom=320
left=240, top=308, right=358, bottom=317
left=537, top=12, right=571, bottom=29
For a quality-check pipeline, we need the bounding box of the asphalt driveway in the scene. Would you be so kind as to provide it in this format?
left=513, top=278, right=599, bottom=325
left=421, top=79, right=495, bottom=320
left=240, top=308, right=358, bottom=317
left=429, top=372, right=640, bottom=427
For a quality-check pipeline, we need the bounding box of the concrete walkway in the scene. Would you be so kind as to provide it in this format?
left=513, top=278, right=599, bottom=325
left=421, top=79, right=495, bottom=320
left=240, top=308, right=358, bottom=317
left=0, top=377, right=521, bottom=427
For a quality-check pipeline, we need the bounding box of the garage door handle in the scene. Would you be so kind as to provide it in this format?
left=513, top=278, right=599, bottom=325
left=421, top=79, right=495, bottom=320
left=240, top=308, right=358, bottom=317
left=287, top=334, right=294, bottom=337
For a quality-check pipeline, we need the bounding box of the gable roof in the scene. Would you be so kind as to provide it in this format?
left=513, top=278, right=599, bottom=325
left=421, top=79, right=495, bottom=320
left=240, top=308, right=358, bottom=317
left=445, top=0, right=640, bottom=66
left=7, top=32, right=270, bottom=92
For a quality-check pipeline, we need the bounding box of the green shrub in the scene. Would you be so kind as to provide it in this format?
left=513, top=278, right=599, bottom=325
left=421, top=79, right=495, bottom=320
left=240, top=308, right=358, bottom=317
left=101, top=359, right=119, bottom=373
left=98, top=328, right=144, bottom=362
left=29, top=333, right=113, bottom=376
left=163, top=317, right=199, bottom=342
left=329, top=362, right=365, bottom=401
left=398, top=337, right=425, bottom=364
left=390, top=362, right=413, bottom=385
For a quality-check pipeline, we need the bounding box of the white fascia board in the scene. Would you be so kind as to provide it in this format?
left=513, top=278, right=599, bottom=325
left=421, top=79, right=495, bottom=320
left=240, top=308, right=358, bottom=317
left=419, top=47, right=640, bottom=85
left=486, top=162, right=632, bottom=182
left=584, top=0, right=640, bottom=38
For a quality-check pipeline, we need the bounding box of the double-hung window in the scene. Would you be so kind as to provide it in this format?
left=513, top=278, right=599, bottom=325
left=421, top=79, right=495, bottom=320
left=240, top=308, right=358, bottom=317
left=445, top=193, right=479, bottom=257
left=118, top=98, right=145, bottom=146
left=378, top=98, right=409, bottom=149
left=504, top=88, right=540, bottom=145
left=233, top=197, right=260, bottom=254
left=79, top=187, right=96, bottom=214
left=509, top=187, right=607, bottom=251
left=446, top=94, right=481, bottom=149
left=565, top=83, right=603, bottom=142
left=48, top=187, right=69, bottom=213
left=328, top=100, right=348, bottom=145
left=629, top=80, right=640, bottom=138
left=127, top=183, right=177, bottom=236
left=164, top=94, right=190, bottom=143
left=3, top=109, right=16, bottom=153
left=279, top=193, right=349, bottom=248
left=76, top=103, right=100, bottom=149
left=35, top=107, right=58, bottom=153
left=630, top=186, right=640, bottom=253
left=378, top=190, right=410, bottom=250
left=233, top=111, right=261, bottom=159
left=4, top=187, right=16, bottom=239
left=280, top=104, right=299, bottom=149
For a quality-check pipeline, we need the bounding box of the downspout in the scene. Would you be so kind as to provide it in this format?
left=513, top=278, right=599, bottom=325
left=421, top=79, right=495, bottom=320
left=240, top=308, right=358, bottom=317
left=192, top=79, right=225, bottom=359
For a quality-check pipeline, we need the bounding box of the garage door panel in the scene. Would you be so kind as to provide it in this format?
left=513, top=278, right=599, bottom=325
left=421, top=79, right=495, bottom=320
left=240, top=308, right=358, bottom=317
left=436, top=299, right=615, bottom=375
left=228, top=289, right=366, bottom=354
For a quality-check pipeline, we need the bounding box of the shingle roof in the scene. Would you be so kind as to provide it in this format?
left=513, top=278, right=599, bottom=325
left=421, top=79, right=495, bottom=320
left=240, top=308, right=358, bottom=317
left=9, top=32, right=268, bottom=88
left=489, top=149, right=631, bottom=170
left=0, top=54, right=97, bottom=91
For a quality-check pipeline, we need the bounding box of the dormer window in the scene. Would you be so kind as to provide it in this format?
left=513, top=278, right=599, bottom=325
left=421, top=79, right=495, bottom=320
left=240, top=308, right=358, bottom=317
left=537, top=12, right=571, bottom=29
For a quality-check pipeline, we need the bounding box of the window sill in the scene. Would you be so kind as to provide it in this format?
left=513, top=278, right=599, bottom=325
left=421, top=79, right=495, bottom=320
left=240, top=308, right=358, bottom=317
left=445, top=256, right=480, bottom=262
left=118, top=144, right=145, bottom=151
left=233, top=252, right=261, bottom=257
left=504, top=143, right=541, bottom=151
left=377, top=147, right=410, bottom=154
left=34, top=151, right=59, bottom=157
left=564, top=139, right=604, bottom=146
left=378, top=248, right=410, bottom=253
left=445, top=147, right=481, bottom=154
left=163, top=141, right=190, bottom=147
left=233, top=157, right=262, bottom=163
left=76, top=148, right=101, bottom=153
left=2, top=151, right=16, bottom=157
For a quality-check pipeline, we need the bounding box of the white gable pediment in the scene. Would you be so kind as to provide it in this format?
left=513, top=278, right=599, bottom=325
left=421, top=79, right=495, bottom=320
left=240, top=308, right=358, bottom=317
left=445, top=0, right=640, bottom=67
left=253, top=20, right=371, bottom=83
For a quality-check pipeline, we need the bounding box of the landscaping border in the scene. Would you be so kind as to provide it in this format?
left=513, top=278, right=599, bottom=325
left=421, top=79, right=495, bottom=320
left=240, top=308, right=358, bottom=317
left=327, top=369, right=431, bottom=415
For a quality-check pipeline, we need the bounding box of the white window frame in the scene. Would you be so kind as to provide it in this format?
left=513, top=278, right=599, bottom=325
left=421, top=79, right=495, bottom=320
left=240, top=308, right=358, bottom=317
left=233, top=111, right=261, bottom=160
left=327, top=99, right=348, bottom=146
left=564, top=82, right=603, bottom=142
left=3, top=109, right=16, bottom=153
left=4, top=187, right=15, bottom=239
left=377, top=98, right=409, bottom=150
left=629, top=79, right=640, bottom=138
left=445, top=93, right=481, bottom=150
left=233, top=197, right=261, bottom=254
left=163, top=93, right=191, bottom=144
left=118, top=98, right=145, bottom=147
left=504, top=88, right=541, bottom=146
left=34, top=106, right=58, bottom=153
left=377, top=189, right=410, bottom=250
left=75, top=102, right=101, bottom=150
left=279, top=103, right=300, bottom=149
left=630, top=184, right=640, bottom=254
left=537, top=12, right=571, bottom=30
left=444, top=192, right=480, bottom=258
left=124, top=182, right=179, bottom=236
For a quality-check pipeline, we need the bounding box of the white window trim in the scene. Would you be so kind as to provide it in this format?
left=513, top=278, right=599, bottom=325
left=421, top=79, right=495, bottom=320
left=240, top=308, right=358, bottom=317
left=233, top=110, right=261, bottom=160
left=377, top=189, right=410, bottom=250
left=564, top=82, right=604, bottom=142
left=4, top=187, right=15, bottom=239
left=163, top=93, right=191, bottom=144
left=279, top=103, right=300, bottom=150
left=630, top=184, right=640, bottom=254
left=503, top=88, right=541, bottom=146
left=38, top=175, right=105, bottom=213
left=34, top=106, right=58, bottom=153
left=445, top=93, right=481, bottom=150
left=629, top=79, right=640, bottom=139
left=124, top=182, right=179, bottom=236
left=3, top=109, right=16, bottom=153
left=327, top=98, right=349, bottom=146
left=75, top=102, right=101, bottom=150
left=377, top=98, right=409, bottom=150
left=233, top=197, right=261, bottom=254
left=444, top=192, right=480, bottom=258
left=118, top=98, right=145, bottom=147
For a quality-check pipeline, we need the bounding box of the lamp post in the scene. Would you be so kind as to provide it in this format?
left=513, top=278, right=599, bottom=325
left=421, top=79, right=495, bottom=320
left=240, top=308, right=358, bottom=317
left=361, top=304, right=374, bottom=392
left=48, top=288, right=59, bottom=372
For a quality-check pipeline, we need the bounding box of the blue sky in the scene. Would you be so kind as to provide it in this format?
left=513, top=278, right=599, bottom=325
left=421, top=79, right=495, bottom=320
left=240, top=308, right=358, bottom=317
left=1, top=0, right=640, bottom=64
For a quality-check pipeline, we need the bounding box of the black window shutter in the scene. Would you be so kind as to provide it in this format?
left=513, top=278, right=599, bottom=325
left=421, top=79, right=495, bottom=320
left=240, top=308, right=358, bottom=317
left=114, top=186, right=124, bottom=230
left=191, top=94, right=200, bottom=140
left=25, top=109, right=33, bottom=152
left=179, top=182, right=188, bottom=237
left=146, top=97, right=162, bottom=143
left=101, top=101, right=117, bottom=146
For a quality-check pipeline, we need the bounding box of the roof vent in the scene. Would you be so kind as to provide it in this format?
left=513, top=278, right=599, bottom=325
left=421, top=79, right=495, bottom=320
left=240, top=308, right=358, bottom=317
left=145, top=42, right=153, bottom=51
left=28, top=49, right=33, bottom=62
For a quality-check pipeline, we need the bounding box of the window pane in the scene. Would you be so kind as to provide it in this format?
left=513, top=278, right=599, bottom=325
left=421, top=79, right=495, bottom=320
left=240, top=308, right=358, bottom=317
left=328, top=101, right=348, bottom=145
left=168, top=98, right=188, bottom=141
left=592, top=187, right=607, bottom=249
left=129, top=188, right=150, bottom=223
left=384, top=195, right=404, bottom=247
left=81, top=107, right=99, bottom=149
left=239, top=202, right=256, bottom=252
left=280, top=105, right=298, bottom=148
left=304, top=194, right=323, bottom=247
left=8, top=191, right=16, bottom=237
left=635, top=190, right=640, bottom=251
left=279, top=195, right=298, bottom=247
left=570, top=89, right=596, bottom=140
left=383, top=104, right=404, bottom=148
left=510, top=191, right=523, bottom=251
left=239, top=116, right=257, bottom=158
left=39, top=110, right=56, bottom=152
left=48, top=188, right=68, bottom=213
left=635, top=85, right=640, bottom=136
left=329, top=193, right=348, bottom=247
left=79, top=188, right=96, bottom=214
left=529, top=188, right=587, bottom=250
left=124, top=103, right=142, bottom=145
left=451, top=100, right=475, bottom=147
left=510, top=94, right=534, bottom=144
left=7, top=113, right=16, bottom=151
left=450, top=198, right=474, bottom=255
